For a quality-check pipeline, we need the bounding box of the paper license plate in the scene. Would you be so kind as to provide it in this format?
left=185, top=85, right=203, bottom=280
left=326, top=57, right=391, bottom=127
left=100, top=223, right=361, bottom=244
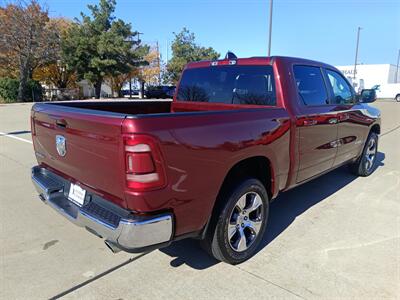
left=68, top=183, right=86, bottom=206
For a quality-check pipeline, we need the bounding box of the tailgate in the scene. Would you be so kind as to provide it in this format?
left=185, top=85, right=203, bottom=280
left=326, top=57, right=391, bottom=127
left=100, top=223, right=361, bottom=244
left=32, top=104, right=127, bottom=208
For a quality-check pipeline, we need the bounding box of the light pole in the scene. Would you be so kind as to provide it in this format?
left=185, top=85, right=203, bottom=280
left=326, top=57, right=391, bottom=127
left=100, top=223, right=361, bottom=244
left=156, top=41, right=161, bottom=85
left=395, top=49, right=400, bottom=83
left=166, top=40, right=170, bottom=64
left=353, top=26, right=362, bottom=80
left=268, top=0, right=273, bottom=56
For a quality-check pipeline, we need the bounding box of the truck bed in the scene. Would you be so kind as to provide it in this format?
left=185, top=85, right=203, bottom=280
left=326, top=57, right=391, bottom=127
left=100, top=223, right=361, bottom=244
left=45, top=100, right=172, bottom=115
left=32, top=100, right=291, bottom=234
left=44, top=100, right=265, bottom=117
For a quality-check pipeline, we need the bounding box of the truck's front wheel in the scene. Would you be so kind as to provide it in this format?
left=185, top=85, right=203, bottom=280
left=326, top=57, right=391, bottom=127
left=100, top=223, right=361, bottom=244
left=202, top=178, right=269, bottom=264
left=350, top=132, right=378, bottom=176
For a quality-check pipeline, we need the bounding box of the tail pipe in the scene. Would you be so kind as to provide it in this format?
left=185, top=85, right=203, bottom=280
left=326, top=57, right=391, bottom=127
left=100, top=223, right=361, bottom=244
left=104, top=240, right=121, bottom=254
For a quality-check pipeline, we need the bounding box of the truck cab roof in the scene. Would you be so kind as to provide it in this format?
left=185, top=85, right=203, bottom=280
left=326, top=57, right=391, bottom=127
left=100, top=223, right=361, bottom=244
left=185, top=55, right=336, bottom=70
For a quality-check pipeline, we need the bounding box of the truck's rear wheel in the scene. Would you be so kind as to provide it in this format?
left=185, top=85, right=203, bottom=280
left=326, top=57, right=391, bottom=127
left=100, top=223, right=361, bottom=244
left=395, top=94, right=400, bottom=102
left=202, top=178, right=269, bottom=264
left=350, top=132, right=378, bottom=176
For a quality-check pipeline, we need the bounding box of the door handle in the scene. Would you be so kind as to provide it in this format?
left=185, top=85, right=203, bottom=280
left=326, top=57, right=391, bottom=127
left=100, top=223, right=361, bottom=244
left=328, top=118, right=338, bottom=124
left=303, top=119, right=318, bottom=126
left=56, top=119, right=68, bottom=128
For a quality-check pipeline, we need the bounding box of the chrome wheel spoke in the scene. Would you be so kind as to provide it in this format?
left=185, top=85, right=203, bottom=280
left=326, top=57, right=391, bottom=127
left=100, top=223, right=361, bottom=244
left=247, top=194, right=262, bottom=213
left=228, top=224, right=238, bottom=240
left=365, top=156, right=373, bottom=170
left=367, top=144, right=376, bottom=155
left=236, top=194, right=247, bottom=211
left=368, top=139, right=374, bottom=149
left=236, top=229, right=247, bottom=252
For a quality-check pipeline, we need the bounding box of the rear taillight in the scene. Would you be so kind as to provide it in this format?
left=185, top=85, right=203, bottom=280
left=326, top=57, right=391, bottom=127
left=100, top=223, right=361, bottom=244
left=123, top=134, right=166, bottom=191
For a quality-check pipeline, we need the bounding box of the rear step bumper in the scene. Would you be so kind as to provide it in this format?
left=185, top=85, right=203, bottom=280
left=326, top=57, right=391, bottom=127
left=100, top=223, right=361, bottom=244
left=31, top=166, right=173, bottom=253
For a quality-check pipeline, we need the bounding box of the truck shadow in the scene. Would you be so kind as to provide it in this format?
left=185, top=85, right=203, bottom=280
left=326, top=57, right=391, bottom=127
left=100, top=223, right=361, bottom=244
left=6, top=130, right=31, bottom=135
left=160, top=152, right=385, bottom=270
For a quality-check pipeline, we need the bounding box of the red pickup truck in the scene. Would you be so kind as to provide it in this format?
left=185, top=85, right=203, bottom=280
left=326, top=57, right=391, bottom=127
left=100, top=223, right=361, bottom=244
left=31, top=55, right=381, bottom=264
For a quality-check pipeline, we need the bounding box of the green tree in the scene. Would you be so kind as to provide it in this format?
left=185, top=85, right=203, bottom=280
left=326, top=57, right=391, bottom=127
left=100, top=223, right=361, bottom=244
left=0, top=77, right=42, bottom=103
left=166, top=28, right=220, bottom=84
left=62, top=0, right=147, bottom=98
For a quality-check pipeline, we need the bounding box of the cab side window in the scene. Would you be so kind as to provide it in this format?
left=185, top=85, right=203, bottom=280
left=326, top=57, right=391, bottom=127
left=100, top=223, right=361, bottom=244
left=293, top=66, right=329, bottom=106
left=326, top=69, right=355, bottom=104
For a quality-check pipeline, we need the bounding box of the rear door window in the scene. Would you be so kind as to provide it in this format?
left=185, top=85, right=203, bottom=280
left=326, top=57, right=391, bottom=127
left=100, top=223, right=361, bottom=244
left=177, top=65, right=276, bottom=106
left=293, top=65, right=329, bottom=106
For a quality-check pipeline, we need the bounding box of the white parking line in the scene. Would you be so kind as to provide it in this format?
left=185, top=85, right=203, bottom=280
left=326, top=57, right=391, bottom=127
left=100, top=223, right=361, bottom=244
left=0, top=131, right=33, bottom=144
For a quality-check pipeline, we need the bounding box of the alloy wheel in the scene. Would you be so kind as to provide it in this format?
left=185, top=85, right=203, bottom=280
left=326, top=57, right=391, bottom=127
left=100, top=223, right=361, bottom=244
left=365, top=138, right=377, bottom=171
left=227, top=192, right=264, bottom=252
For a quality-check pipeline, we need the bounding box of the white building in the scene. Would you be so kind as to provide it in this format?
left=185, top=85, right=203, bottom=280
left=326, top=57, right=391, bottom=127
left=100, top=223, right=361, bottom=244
left=335, top=64, right=399, bottom=92
left=77, top=80, right=113, bottom=98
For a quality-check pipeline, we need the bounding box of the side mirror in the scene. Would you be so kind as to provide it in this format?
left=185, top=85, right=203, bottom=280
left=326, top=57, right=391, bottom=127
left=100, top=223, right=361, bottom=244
left=359, top=89, right=377, bottom=103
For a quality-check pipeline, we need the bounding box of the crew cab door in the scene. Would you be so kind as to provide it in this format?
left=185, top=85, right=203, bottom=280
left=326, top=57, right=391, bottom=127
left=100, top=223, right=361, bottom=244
left=293, top=65, right=339, bottom=183
left=323, top=68, right=366, bottom=166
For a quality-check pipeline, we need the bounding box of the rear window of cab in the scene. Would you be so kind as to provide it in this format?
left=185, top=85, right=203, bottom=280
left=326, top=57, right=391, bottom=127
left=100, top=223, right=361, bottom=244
left=176, top=65, right=276, bottom=106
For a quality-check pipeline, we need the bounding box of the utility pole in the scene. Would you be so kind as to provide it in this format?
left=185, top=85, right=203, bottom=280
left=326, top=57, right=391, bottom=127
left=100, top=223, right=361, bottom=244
left=135, top=32, right=144, bottom=98
left=395, top=49, right=400, bottom=83
left=353, top=27, right=362, bottom=80
left=267, top=0, right=273, bottom=56
left=129, top=78, right=132, bottom=99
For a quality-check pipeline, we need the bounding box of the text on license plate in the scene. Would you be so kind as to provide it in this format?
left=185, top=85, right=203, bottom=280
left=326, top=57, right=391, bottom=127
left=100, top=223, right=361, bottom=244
left=68, top=183, right=86, bottom=206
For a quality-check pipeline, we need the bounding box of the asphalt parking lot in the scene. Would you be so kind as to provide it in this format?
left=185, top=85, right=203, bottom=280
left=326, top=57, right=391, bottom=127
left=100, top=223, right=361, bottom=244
left=1, top=101, right=399, bottom=299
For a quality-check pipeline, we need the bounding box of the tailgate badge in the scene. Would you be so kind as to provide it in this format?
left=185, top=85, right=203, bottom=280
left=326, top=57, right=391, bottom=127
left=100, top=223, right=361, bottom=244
left=56, top=135, right=67, bottom=157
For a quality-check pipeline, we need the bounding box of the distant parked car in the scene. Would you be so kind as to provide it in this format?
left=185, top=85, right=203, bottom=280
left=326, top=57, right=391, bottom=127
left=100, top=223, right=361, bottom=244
left=166, top=86, right=176, bottom=98
left=145, top=86, right=175, bottom=99
left=121, top=89, right=139, bottom=97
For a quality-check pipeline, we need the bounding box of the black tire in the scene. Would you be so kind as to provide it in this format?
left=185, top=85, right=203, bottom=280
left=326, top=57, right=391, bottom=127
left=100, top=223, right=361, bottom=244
left=395, top=94, right=400, bottom=102
left=202, top=178, right=269, bottom=264
left=350, top=132, right=378, bottom=176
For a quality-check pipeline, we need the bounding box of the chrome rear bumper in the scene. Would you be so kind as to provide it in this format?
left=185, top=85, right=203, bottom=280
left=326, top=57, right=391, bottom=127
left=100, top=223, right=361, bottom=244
left=31, top=166, right=173, bottom=252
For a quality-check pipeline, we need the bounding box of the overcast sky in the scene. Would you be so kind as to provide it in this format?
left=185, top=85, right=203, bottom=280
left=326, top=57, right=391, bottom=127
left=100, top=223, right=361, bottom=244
left=40, top=0, right=400, bottom=66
